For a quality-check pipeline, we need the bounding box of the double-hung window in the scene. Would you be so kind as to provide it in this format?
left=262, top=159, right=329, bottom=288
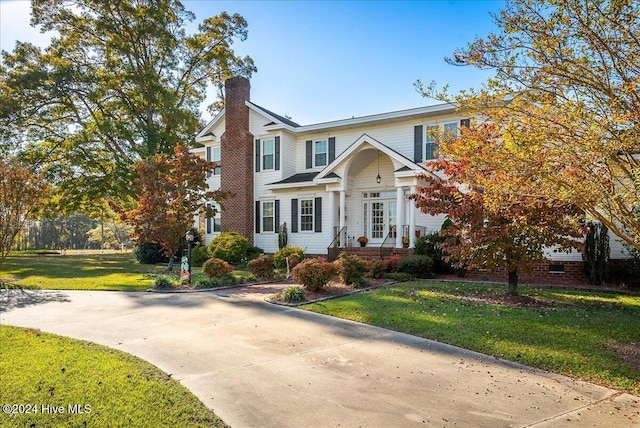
left=262, top=139, right=275, bottom=170
left=443, top=122, right=458, bottom=139
left=314, top=139, right=327, bottom=167
left=206, top=203, right=221, bottom=234
left=300, top=199, right=314, bottom=231
left=211, top=147, right=221, bottom=175
left=425, top=125, right=440, bottom=160
left=262, top=201, right=274, bottom=232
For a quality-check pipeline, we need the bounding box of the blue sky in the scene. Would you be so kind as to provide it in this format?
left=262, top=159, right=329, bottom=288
left=1, top=0, right=504, bottom=124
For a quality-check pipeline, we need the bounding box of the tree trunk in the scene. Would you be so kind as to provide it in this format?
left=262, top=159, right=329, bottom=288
left=168, top=253, right=174, bottom=272
left=507, top=267, right=518, bottom=296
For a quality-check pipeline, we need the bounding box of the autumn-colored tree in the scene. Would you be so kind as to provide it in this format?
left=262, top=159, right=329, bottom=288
left=121, top=144, right=224, bottom=262
left=0, top=158, right=49, bottom=274
left=411, top=157, right=585, bottom=295
left=417, top=0, right=640, bottom=250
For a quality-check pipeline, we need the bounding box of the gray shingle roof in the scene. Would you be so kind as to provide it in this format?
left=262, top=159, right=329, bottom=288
left=249, top=102, right=301, bottom=128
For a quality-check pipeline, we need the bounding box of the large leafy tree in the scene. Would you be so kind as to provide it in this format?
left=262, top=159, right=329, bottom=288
left=0, top=159, right=49, bottom=274
left=417, top=0, right=640, bottom=250
left=0, top=0, right=255, bottom=212
left=412, top=155, right=585, bottom=295
left=120, top=144, right=223, bottom=261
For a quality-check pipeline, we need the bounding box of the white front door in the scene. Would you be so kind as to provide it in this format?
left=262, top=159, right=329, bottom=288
left=366, top=199, right=397, bottom=244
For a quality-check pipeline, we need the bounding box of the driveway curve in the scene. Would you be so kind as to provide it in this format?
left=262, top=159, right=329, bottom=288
left=1, top=286, right=639, bottom=427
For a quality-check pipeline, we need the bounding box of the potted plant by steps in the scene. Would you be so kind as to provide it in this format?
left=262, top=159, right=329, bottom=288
left=402, top=236, right=410, bottom=248
left=357, top=236, right=368, bottom=247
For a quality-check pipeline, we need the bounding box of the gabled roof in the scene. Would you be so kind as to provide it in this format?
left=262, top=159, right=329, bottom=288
left=315, top=133, right=427, bottom=180
left=248, top=102, right=301, bottom=128
left=195, top=101, right=303, bottom=143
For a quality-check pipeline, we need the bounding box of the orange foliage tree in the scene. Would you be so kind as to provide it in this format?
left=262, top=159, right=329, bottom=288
left=0, top=158, right=49, bottom=273
left=417, top=0, right=640, bottom=250
left=412, top=153, right=585, bottom=295
left=121, top=144, right=224, bottom=261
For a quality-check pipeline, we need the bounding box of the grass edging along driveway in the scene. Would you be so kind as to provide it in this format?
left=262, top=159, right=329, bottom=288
left=303, top=280, right=640, bottom=396
left=0, top=326, right=228, bottom=427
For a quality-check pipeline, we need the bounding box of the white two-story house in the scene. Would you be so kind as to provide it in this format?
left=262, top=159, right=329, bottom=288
left=191, top=76, right=630, bottom=283
left=190, top=76, right=459, bottom=255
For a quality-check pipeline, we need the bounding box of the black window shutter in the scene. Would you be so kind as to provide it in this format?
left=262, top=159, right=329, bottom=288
left=460, top=118, right=470, bottom=128
left=274, top=199, right=280, bottom=231
left=291, top=199, right=298, bottom=233
left=274, top=137, right=280, bottom=170
left=328, top=137, right=336, bottom=163
left=305, top=140, right=313, bottom=169
left=255, top=201, right=261, bottom=233
left=314, top=197, right=322, bottom=233
left=255, top=139, right=261, bottom=172
left=206, top=147, right=212, bottom=177
left=414, top=125, right=423, bottom=163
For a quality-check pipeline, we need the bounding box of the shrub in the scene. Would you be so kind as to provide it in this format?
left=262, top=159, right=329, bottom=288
left=246, top=246, right=264, bottom=261
left=190, top=245, right=210, bottom=267
left=208, top=232, right=249, bottom=264
left=366, top=259, right=387, bottom=279
left=292, top=258, right=336, bottom=291
left=153, top=276, right=174, bottom=289
left=135, top=242, right=168, bottom=264
left=396, top=255, right=434, bottom=279
left=582, top=221, right=610, bottom=286
left=335, top=253, right=367, bottom=285
left=383, top=272, right=414, bottom=282
left=385, top=255, right=403, bottom=272
left=247, top=254, right=276, bottom=279
left=274, top=246, right=306, bottom=270
left=202, top=258, right=233, bottom=279
left=282, top=286, right=305, bottom=303
left=414, top=233, right=453, bottom=274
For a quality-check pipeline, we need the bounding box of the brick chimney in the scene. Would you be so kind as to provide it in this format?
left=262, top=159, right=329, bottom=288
left=220, top=76, right=254, bottom=243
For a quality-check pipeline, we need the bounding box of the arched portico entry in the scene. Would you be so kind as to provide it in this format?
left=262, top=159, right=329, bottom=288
left=317, top=135, right=426, bottom=250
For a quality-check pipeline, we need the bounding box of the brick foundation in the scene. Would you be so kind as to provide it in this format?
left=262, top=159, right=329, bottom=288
left=220, top=76, right=255, bottom=243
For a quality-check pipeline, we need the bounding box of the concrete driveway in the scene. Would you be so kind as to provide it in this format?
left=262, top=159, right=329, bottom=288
left=1, top=285, right=639, bottom=427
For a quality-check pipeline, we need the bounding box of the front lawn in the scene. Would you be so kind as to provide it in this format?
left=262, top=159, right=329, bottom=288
left=0, top=253, right=254, bottom=291
left=0, top=326, right=227, bottom=427
left=304, top=280, right=640, bottom=395
left=1, top=253, right=162, bottom=291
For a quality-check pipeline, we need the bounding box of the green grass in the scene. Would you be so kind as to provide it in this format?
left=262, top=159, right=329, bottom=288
left=0, top=326, right=227, bottom=427
left=304, top=281, right=640, bottom=395
left=1, top=253, right=257, bottom=291
left=1, top=253, right=164, bottom=291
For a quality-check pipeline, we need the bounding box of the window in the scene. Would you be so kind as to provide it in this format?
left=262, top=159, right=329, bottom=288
left=314, top=139, right=327, bottom=167
left=300, top=199, right=314, bottom=231
left=425, top=125, right=439, bottom=160
left=211, top=147, right=221, bottom=175
left=206, top=203, right=221, bottom=234
left=443, top=122, right=458, bottom=138
left=262, top=139, right=274, bottom=170
left=262, top=201, right=274, bottom=232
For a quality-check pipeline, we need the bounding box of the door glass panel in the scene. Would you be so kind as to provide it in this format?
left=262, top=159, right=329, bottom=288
left=388, top=201, right=397, bottom=238
left=371, top=202, right=385, bottom=239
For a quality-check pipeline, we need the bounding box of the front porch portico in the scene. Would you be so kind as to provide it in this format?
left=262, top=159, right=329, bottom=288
left=315, top=134, right=430, bottom=251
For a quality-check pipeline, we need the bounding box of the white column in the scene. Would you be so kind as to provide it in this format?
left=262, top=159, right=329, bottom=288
left=339, top=190, right=346, bottom=247
left=328, top=191, right=335, bottom=242
left=409, top=186, right=416, bottom=248
left=395, top=187, right=404, bottom=248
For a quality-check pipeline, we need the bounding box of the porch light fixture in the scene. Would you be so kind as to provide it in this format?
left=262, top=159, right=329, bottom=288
left=376, top=150, right=381, bottom=184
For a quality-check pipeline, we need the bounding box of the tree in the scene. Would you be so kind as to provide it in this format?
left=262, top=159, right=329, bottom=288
left=0, top=158, right=49, bottom=273
left=411, top=157, right=585, bottom=295
left=120, top=144, right=224, bottom=262
left=0, top=0, right=255, bottom=213
left=417, top=0, right=640, bottom=250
